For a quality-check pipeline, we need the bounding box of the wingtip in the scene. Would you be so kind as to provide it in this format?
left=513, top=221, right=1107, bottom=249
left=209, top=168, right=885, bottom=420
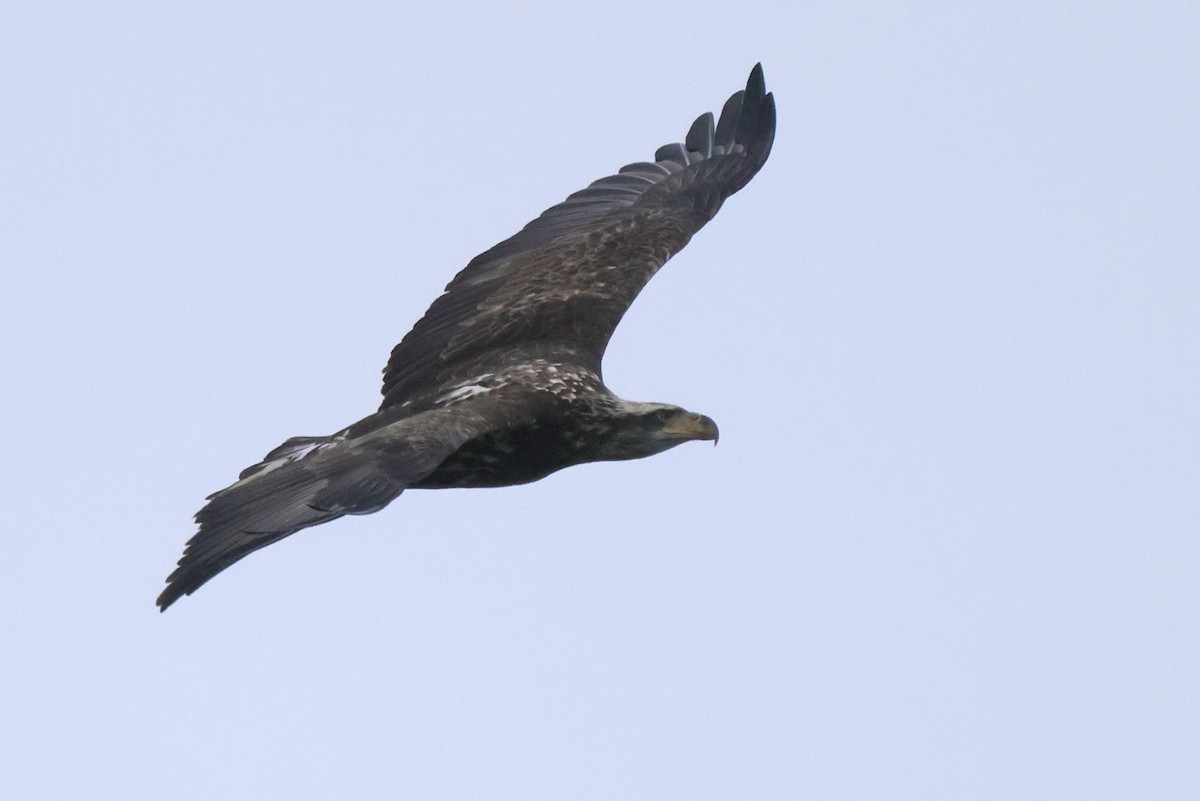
left=156, top=566, right=193, bottom=610
left=156, top=586, right=179, bottom=612
left=747, top=63, right=766, bottom=95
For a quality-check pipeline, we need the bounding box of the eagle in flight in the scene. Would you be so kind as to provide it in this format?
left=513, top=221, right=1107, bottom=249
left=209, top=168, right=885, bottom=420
left=158, top=64, right=776, bottom=610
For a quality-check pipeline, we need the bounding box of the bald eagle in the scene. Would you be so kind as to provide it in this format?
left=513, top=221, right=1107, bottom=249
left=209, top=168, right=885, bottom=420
left=158, top=64, right=776, bottom=610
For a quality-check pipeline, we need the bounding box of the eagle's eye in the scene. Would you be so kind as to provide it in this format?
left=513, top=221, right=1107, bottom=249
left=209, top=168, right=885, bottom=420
left=654, top=408, right=675, bottom=424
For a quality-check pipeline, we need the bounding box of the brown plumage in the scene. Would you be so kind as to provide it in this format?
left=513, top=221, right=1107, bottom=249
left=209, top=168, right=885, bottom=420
left=158, top=64, right=776, bottom=611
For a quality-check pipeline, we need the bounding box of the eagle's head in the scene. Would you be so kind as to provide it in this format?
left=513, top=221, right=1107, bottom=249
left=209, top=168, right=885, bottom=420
left=594, top=401, right=719, bottom=461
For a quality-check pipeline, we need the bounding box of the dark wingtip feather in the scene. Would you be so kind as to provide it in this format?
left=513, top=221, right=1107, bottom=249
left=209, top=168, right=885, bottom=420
left=157, top=582, right=184, bottom=612
left=748, top=63, right=766, bottom=99
left=714, top=90, right=744, bottom=147
left=758, top=91, right=777, bottom=155
left=157, top=521, right=294, bottom=612
left=737, top=65, right=767, bottom=141
left=685, top=112, right=714, bottom=158
left=714, top=64, right=772, bottom=150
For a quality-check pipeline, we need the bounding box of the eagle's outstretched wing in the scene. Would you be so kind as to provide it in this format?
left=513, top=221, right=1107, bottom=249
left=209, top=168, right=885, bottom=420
left=380, top=64, right=775, bottom=410
left=156, top=390, right=551, bottom=611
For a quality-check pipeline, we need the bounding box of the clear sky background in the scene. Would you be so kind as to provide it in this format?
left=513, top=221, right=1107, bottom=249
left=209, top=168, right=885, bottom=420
left=2, top=2, right=1197, bottom=799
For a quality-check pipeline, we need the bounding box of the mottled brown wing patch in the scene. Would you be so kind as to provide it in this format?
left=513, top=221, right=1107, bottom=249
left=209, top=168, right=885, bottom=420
left=442, top=209, right=698, bottom=369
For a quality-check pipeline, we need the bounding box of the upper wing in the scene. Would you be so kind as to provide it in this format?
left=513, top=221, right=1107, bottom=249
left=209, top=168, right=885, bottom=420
left=380, top=64, right=776, bottom=410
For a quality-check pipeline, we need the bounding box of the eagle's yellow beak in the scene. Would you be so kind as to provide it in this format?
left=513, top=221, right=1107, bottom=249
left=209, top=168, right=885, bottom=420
left=662, top=413, right=719, bottom=445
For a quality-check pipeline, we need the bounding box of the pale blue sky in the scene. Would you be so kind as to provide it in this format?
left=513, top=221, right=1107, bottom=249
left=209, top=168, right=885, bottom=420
left=2, top=2, right=1197, bottom=799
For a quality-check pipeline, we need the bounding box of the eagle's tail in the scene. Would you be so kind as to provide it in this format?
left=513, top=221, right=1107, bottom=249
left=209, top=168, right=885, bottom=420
left=156, top=435, right=404, bottom=611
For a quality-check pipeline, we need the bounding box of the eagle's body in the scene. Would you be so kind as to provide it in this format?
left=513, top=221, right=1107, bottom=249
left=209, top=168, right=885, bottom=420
left=409, top=363, right=629, bottom=489
left=158, top=65, right=776, bottom=610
